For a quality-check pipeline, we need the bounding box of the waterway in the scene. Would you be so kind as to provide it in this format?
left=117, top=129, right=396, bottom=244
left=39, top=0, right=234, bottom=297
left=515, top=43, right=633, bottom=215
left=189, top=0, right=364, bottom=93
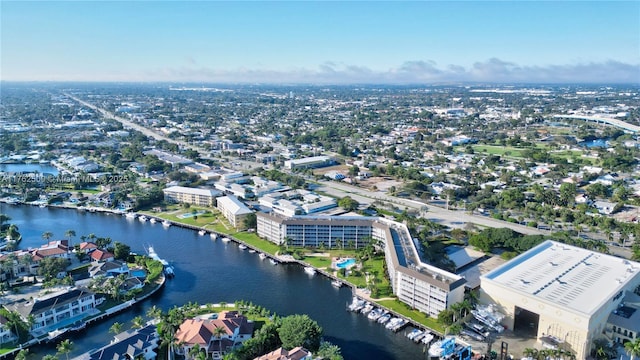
left=0, top=163, right=59, bottom=175
left=0, top=204, right=427, bottom=360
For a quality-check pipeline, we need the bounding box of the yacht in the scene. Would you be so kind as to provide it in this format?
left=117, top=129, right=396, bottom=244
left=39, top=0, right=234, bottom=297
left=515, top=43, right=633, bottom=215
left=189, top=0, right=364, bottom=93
left=138, top=215, right=148, bottom=222
left=348, top=297, right=366, bottom=312
left=304, top=266, right=316, bottom=276
left=125, top=213, right=137, bottom=220
left=360, top=303, right=374, bottom=315
left=259, top=253, right=267, bottom=260
left=367, top=308, right=383, bottom=321
left=198, top=230, right=206, bottom=236
left=385, top=318, right=401, bottom=330
left=162, top=220, right=171, bottom=227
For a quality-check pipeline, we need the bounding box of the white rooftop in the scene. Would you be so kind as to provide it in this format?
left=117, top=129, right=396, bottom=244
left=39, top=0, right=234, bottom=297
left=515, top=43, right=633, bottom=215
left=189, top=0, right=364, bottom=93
left=483, top=240, right=640, bottom=315
left=217, top=195, right=252, bottom=215
left=163, top=186, right=220, bottom=197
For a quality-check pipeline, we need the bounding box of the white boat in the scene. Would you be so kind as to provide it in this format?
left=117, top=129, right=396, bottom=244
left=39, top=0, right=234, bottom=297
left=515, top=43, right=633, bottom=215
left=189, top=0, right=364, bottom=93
left=248, top=249, right=256, bottom=253
left=269, top=258, right=278, bottom=265
left=304, top=266, right=316, bottom=276
left=368, top=309, right=383, bottom=321
left=407, top=329, right=423, bottom=340
left=385, top=318, right=401, bottom=329
left=125, top=213, right=137, bottom=219
left=138, top=215, right=148, bottom=222
left=413, top=332, right=426, bottom=343
left=238, top=244, right=247, bottom=250
left=149, top=218, right=157, bottom=224
left=210, top=233, right=218, bottom=240
left=331, top=280, right=343, bottom=288
left=360, top=303, right=374, bottom=315
left=221, top=237, right=231, bottom=243
left=259, top=253, right=267, bottom=260
left=348, top=297, right=366, bottom=312
left=199, top=230, right=206, bottom=236
left=377, top=313, right=391, bottom=324
left=421, top=332, right=434, bottom=345
left=162, top=220, right=171, bottom=227
left=39, top=204, right=47, bottom=208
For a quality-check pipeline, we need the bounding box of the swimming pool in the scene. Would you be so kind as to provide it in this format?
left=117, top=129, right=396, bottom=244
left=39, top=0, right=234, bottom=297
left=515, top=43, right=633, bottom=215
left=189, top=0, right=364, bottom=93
left=131, top=269, right=147, bottom=278
left=336, top=258, right=356, bottom=269
left=178, top=210, right=207, bottom=219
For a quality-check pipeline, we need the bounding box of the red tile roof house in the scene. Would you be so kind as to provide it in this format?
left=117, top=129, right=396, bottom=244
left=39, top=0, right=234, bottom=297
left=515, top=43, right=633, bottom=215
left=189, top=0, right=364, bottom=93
left=254, top=347, right=312, bottom=360
left=90, top=249, right=115, bottom=262
left=30, top=240, right=70, bottom=262
left=79, top=241, right=99, bottom=252
left=174, top=311, right=254, bottom=360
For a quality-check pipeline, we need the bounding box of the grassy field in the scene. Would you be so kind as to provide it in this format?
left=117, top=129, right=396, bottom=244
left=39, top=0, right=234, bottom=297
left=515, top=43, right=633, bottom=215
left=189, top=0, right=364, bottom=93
left=231, top=232, right=280, bottom=255
left=378, top=299, right=445, bottom=333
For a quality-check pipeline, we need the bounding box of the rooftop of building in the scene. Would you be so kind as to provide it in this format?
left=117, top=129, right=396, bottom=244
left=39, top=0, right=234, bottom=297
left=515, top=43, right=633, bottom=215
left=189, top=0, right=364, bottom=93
left=482, top=240, right=640, bottom=315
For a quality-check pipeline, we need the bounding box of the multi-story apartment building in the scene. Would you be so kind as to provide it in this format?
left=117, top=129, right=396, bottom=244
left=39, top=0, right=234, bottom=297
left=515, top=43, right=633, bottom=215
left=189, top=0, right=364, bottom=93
left=256, top=213, right=466, bottom=316
left=216, top=195, right=253, bottom=230
left=163, top=186, right=221, bottom=207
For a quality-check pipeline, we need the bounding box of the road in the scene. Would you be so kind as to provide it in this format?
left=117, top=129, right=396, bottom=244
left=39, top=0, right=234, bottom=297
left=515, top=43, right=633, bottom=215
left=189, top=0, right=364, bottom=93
left=316, top=180, right=549, bottom=235
left=65, top=93, right=205, bottom=153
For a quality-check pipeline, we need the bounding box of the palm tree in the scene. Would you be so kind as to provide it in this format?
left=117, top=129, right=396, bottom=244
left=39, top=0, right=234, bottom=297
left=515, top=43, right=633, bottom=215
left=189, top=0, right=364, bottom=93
left=212, top=325, right=227, bottom=357
left=109, top=321, right=123, bottom=336
left=625, top=338, right=640, bottom=360
left=219, top=301, right=227, bottom=309
left=188, top=343, right=203, bottom=360
left=42, top=355, right=58, bottom=360
left=0, top=214, right=10, bottom=228
left=64, top=229, right=76, bottom=248
left=14, top=349, right=29, bottom=360
left=56, top=338, right=73, bottom=360
left=522, top=348, right=538, bottom=360
left=146, top=305, right=163, bottom=320
left=42, top=231, right=54, bottom=244
left=7, top=224, right=20, bottom=241
left=131, top=315, right=145, bottom=329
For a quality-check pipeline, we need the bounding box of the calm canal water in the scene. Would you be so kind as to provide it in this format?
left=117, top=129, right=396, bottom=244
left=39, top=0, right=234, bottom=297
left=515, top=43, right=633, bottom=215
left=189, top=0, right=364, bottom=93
left=0, top=164, right=59, bottom=175
left=0, top=204, right=427, bottom=360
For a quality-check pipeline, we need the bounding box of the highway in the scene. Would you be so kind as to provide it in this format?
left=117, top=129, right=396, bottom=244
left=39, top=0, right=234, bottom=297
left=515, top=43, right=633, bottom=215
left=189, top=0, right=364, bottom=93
left=65, top=93, right=205, bottom=153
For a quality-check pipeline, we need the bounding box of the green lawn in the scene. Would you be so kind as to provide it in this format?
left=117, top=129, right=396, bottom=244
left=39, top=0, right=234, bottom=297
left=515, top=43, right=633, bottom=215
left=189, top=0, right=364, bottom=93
left=469, top=145, right=526, bottom=158
left=303, top=256, right=332, bottom=269
left=378, top=299, right=445, bottom=334
left=231, top=232, right=280, bottom=255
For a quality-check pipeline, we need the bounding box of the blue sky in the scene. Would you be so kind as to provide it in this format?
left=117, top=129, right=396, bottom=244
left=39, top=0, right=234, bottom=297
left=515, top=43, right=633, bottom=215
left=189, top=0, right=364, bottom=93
left=1, top=1, right=639, bottom=83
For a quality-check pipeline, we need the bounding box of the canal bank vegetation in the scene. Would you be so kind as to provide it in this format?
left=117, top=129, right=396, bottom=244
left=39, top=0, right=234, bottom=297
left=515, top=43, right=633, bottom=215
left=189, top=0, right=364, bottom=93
left=150, top=300, right=343, bottom=360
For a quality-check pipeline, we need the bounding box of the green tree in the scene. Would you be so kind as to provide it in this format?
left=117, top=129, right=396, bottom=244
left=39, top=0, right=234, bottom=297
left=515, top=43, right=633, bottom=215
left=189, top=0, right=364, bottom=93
left=113, top=242, right=131, bottom=261
left=625, top=338, right=640, bottom=360
left=278, top=314, right=323, bottom=352
left=42, top=231, right=54, bottom=244
left=42, top=355, right=58, bottom=360
left=243, top=212, right=257, bottom=229
left=37, top=257, right=69, bottom=280
left=56, top=339, right=73, bottom=360
left=109, top=321, right=123, bottom=336
left=338, top=196, right=359, bottom=212
left=317, top=341, right=344, bottom=360
left=64, top=229, right=76, bottom=247
left=14, top=349, right=29, bottom=360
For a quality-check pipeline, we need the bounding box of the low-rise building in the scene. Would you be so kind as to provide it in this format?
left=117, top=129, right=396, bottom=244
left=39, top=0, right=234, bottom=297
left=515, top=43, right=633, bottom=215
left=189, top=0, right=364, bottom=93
left=163, top=186, right=221, bottom=207
left=217, top=195, right=253, bottom=230
left=284, top=156, right=334, bottom=170
left=75, top=324, right=159, bottom=360
left=5, top=287, right=98, bottom=335
left=605, top=290, right=640, bottom=345
left=254, top=347, right=312, bottom=360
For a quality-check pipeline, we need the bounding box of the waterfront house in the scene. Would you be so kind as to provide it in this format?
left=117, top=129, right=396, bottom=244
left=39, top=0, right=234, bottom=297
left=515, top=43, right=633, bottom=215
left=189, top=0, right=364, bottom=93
left=88, top=260, right=129, bottom=278
left=0, top=315, right=17, bottom=345
left=5, top=287, right=98, bottom=334
left=174, top=311, right=254, bottom=360
left=163, top=185, right=221, bottom=207
left=253, top=346, right=312, bottom=360
left=77, top=324, right=159, bottom=360
left=216, top=195, right=253, bottom=230
left=90, top=249, right=115, bottom=262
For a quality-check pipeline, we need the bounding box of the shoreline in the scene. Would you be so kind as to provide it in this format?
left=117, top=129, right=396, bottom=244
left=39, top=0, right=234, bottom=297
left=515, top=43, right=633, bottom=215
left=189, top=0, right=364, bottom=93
left=0, top=201, right=443, bottom=344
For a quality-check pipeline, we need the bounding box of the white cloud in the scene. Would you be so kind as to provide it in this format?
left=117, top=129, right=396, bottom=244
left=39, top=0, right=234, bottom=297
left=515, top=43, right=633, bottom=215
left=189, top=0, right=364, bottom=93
left=135, top=58, right=639, bottom=84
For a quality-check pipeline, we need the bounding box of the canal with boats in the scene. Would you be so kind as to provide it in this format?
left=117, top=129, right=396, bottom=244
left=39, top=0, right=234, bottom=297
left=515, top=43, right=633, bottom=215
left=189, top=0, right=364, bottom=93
left=0, top=203, right=428, bottom=360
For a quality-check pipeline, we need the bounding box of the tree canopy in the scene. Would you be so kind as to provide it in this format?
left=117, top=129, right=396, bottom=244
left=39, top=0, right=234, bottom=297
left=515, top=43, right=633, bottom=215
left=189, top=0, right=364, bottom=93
left=277, top=314, right=323, bottom=352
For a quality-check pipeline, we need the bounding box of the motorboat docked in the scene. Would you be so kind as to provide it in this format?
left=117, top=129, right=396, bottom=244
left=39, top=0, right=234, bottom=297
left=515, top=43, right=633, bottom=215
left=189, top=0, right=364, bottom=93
left=385, top=317, right=401, bottom=329
left=360, top=303, right=374, bottom=315
left=149, top=218, right=157, bottom=224
left=304, top=266, right=316, bottom=275
left=421, top=332, right=434, bottom=345
left=331, top=280, right=343, bottom=288
left=269, top=258, right=278, bottom=265
left=162, top=220, right=171, bottom=227
left=406, top=329, right=423, bottom=341
left=138, top=215, right=148, bottom=222
left=248, top=249, right=256, bottom=253
left=210, top=232, right=218, bottom=240
left=238, top=244, right=247, bottom=250
left=221, top=237, right=231, bottom=243
left=367, top=308, right=383, bottom=321
left=348, top=297, right=366, bottom=312
left=125, top=212, right=137, bottom=219
left=259, top=253, right=267, bottom=260
left=198, top=230, right=206, bottom=236
left=377, top=313, right=391, bottom=324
